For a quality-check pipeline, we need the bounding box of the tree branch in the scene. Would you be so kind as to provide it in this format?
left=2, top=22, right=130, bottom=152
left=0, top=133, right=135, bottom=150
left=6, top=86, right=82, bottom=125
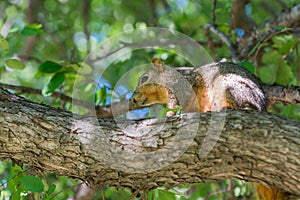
left=231, top=0, right=253, bottom=35
left=262, top=84, right=300, bottom=108
left=257, top=3, right=300, bottom=30
left=204, top=24, right=239, bottom=62
left=82, top=0, right=91, bottom=55
left=0, top=88, right=299, bottom=196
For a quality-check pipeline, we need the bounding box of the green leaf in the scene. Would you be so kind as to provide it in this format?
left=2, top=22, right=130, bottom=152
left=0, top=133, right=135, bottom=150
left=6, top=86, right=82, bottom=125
left=21, top=175, right=44, bottom=193
left=42, top=72, right=65, bottom=96
left=78, top=62, right=92, bottom=74
left=275, top=25, right=285, bottom=31
left=272, top=35, right=298, bottom=54
left=0, top=34, right=9, bottom=56
left=47, top=183, right=56, bottom=195
left=189, top=184, right=209, bottom=199
left=258, top=65, right=277, bottom=84
left=0, top=66, right=6, bottom=79
left=218, top=23, right=230, bottom=34
left=21, top=23, right=45, bottom=36
left=9, top=26, right=21, bottom=34
left=10, top=186, right=23, bottom=200
left=5, top=59, right=26, bottom=70
left=150, top=189, right=178, bottom=200
left=276, top=62, right=297, bottom=85
left=0, top=161, right=4, bottom=175
left=262, top=50, right=281, bottom=65
left=7, top=164, right=23, bottom=193
left=153, top=105, right=167, bottom=118
left=39, top=61, right=62, bottom=73
left=95, top=87, right=107, bottom=105
left=5, top=5, right=17, bottom=19
left=248, top=41, right=261, bottom=56
left=236, top=61, right=255, bottom=74
left=34, top=71, right=43, bottom=79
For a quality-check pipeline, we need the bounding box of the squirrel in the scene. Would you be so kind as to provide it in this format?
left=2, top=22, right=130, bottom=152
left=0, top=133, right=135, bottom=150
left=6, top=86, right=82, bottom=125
left=132, top=58, right=266, bottom=114
left=132, top=58, right=288, bottom=200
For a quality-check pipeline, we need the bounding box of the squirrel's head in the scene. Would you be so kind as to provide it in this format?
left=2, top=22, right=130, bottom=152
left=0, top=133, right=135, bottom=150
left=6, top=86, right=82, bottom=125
left=132, top=58, right=171, bottom=107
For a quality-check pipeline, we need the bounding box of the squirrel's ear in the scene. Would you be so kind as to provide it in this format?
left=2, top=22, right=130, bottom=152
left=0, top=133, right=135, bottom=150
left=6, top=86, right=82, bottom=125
left=151, top=58, right=165, bottom=73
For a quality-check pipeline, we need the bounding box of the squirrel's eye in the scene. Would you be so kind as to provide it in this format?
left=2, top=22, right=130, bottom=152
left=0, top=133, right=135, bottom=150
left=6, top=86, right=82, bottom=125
left=141, top=76, right=149, bottom=84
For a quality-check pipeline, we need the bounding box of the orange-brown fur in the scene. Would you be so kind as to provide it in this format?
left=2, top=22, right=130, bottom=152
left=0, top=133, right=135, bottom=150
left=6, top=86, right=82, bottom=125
left=193, top=75, right=212, bottom=112
left=257, top=184, right=286, bottom=200
left=133, top=83, right=169, bottom=106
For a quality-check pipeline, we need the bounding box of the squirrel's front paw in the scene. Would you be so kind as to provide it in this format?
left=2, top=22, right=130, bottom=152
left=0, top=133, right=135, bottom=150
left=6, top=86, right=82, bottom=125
left=166, top=111, right=176, bottom=117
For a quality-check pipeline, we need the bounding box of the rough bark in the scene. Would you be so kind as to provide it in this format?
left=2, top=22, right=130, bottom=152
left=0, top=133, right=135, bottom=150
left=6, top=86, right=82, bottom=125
left=0, top=88, right=299, bottom=196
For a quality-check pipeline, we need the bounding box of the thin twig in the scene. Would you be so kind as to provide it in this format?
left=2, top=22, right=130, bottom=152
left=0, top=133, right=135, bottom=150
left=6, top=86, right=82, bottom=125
left=149, top=0, right=157, bottom=26
left=228, top=179, right=235, bottom=200
left=211, top=0, right=217, bottom=25
left=130, top=189, right=140, bottom=200
left=203, top=188, right=229, bottom=200
left=0, top=82, right=91, bottom=108
left=101, top=185, right=106, bottom=200
left=253, top=29, right=286, bottom=60
left=296, top=45, right=300, bottom=81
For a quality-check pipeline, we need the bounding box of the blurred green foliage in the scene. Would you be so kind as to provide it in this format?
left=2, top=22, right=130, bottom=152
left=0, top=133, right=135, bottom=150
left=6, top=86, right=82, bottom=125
left=0, top=0, right=299, bottom=199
